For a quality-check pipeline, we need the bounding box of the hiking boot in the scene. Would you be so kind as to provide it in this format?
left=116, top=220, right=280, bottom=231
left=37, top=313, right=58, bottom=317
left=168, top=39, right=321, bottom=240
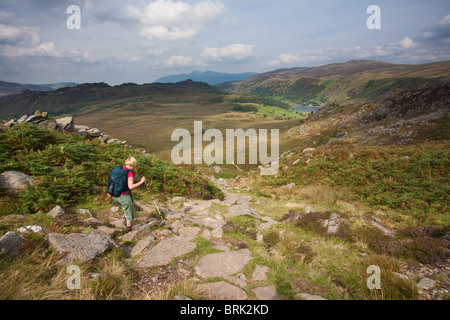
left=125, top=226, right=133, bottom=233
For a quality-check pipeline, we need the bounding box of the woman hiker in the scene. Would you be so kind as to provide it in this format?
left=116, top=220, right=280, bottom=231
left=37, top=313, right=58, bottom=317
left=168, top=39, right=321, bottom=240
left=111, top=156, right=146, bottom=233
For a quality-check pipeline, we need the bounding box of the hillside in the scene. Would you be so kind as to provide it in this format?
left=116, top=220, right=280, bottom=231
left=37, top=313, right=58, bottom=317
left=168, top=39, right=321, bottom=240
left=282, top=86, right=450, bottom=148
left=0, top=116, right=448, bottom=302
left=0, top=80, right=221, bottom=118
left=217, top=60, right=450, bottom=105
left=156, top=70, right=256, bottom=86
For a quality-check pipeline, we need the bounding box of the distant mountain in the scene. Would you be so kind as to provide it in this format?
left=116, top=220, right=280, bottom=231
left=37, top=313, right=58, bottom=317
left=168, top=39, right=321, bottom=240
left=0, top=81, right=52, bottom=97
left=0, top=80, right=221, bottom=117
left=40, top=82, right=78, bottom=90
left=216, top=60, right=450, bottom=104
left=156, top=70, right=256, bottom=86
left=0, top=80, right=78, bottom=97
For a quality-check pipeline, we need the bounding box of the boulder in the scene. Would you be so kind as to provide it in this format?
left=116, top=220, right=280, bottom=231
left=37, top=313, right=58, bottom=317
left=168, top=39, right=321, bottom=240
left=3, top=119, right=16, bottom=129
left=227, top=204, right=262, bottom=219
left=86, top=128, right=102, bottom=138
left=0, top=171, right=33, bottom=192
left=17, top=115, right=28, bottom=124
left=45, top=230, right=116, bottom=264
left=131, top=236, right=156, bottom=257
left=252, top=285, right=280, bottom=300
left=37, top=119, right=58, bottom=130
left=73, top=125, right=90, bottom=137
left=0, top=232, right=26, bottom=256
left=195, top=251, right=252, bottom=279
left=197, top=281, right=248, bottom=300
left=47, top=205, right=67, bottom=219
left=138, top=234, right=197, bottom=268
left=251, top=265, right=271, bottom=281
left=417, top=277, right=436, bottom=290
left=25, top=114, right=44, bottom=124
left=55, top=117, right=74, bottom=132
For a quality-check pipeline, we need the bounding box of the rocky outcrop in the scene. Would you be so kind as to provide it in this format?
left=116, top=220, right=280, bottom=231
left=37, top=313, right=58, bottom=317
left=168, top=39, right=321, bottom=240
left=1, top=112, right=127, bottom=146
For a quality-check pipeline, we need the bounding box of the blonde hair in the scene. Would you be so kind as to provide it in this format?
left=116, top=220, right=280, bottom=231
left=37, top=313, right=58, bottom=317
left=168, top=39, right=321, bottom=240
left=124, top=157, right=137, bottom=170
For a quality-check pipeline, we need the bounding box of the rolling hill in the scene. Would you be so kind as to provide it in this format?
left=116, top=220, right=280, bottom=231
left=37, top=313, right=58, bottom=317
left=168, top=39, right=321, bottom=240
left=0, top=80, right=77, bottom=98
left=216, top=60, right=450, bottom=105
left=0, top=80, right=222, bottom=118
left=156, top=70, right=256, bottom=86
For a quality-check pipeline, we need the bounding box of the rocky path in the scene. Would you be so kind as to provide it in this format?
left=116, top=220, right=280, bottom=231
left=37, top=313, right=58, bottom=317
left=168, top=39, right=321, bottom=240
left=1, top=170, right=448, bottom=300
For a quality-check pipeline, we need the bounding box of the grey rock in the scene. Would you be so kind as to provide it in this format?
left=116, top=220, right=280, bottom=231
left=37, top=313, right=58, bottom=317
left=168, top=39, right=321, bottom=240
left=305, top=206, right=315, bottom=214
left=171, top=196, right=186, bottom=203
left=45, top=230, right=116, bottom=264
left=211, top=227, right=223, bottom=238
left=252, top=285, right=280, bottom=300
left=46, top=205, right=67, bottom=219
left=178, top=226, right=201, bottom=236
left=202, top=218, right=226, bottom=229
left=17, top=115, right=28, bottom=124
left=131, top=236, right=156, bottom=257
left=281, top=183, right=295, bottom=189
left=417, top=277, right=436, bottom=290
left=326, top=213, right=341, bottom=235
left=227, top=204, right=261, bottom=219
left=96, top=226, right=119, bottom=237
left=197, top=281, right=248, bottom=300
left=120, top=219, right=159, bottom=242
left=251, top=265, right=270, bottom=281
left=134, top=201, right=154, bottom=213
left=195, top=251, right=252, bottom=279
left=0, top=232, right=26, bottom=255
left=73, top=125, right=90, bottom=137
left=138, top=235, right=196, bottom=268
left=0, top=171, right=33, bottom=192
left=294, top=293, right=327, bottom=300
left=55, top=117, right=74, bottom=132
left=37, top=119, right=58, bottom=130
left=25, top=114, right=43, bottom=124
left=86, top=128, right=101, bottom=138
left=369, top=219, right=396, bottom=238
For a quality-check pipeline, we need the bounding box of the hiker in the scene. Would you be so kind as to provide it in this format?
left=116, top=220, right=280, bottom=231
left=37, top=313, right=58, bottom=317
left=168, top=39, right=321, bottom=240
left=109, top=156, right=146, bottom=233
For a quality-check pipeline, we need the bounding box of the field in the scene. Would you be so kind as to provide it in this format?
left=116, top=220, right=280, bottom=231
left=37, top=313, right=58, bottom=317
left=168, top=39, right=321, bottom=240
left=74, top=95, right=304, bottom=162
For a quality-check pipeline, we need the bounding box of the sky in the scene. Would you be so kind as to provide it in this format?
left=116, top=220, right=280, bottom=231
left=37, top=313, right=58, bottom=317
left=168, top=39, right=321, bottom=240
left=0, top=0, right=449, bottom=85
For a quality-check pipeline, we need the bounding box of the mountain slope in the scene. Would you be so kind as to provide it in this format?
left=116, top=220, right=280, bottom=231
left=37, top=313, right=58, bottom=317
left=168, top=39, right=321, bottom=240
left=156, top=70, right=256, bottom=85
left=217, top=60, right=450, bottom=104
left=284, top=86, right=450, bottom=147
left=0, top=80, right=222, bottom=117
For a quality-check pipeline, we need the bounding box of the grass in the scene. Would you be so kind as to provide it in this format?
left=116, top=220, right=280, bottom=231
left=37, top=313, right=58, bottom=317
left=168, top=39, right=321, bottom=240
left=270, top=142, right=450, bottom=226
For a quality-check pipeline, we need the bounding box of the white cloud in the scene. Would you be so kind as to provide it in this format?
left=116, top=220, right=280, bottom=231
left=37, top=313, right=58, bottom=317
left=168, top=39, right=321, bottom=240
left=0, top=16, right=61, bottom=58
left=398, top=36, right=416, bottom=49
left=268, top=53, right=302, bottom=66
left=201, top=43, right=254, bottom=62
left=166, top=55, right=194, bottom=67
left=127, top=0, right=226, bottom=41
left=439, top=14, right=450, bottom=27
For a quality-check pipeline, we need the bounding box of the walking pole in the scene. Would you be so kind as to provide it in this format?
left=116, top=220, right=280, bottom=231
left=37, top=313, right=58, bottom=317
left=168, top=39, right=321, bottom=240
left=144, top=180, right=166, bottom=222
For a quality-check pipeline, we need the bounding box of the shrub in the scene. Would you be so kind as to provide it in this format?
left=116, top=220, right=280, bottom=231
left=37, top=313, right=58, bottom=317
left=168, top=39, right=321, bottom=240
left=0, top=123, right=223, bottom=214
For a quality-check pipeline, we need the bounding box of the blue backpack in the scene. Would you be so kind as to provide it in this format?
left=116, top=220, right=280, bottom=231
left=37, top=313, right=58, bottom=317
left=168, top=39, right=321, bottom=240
left=107, top=166, right=132, bottom=197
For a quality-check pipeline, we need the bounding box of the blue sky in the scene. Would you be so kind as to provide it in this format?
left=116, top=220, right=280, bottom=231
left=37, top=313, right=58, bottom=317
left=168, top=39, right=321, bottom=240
left=0, top=0, right=449, bottom=85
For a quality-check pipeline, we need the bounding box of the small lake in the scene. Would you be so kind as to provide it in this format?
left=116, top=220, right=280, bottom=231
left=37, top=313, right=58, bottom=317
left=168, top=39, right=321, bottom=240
left=293, top=106, right=320, bottom=112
